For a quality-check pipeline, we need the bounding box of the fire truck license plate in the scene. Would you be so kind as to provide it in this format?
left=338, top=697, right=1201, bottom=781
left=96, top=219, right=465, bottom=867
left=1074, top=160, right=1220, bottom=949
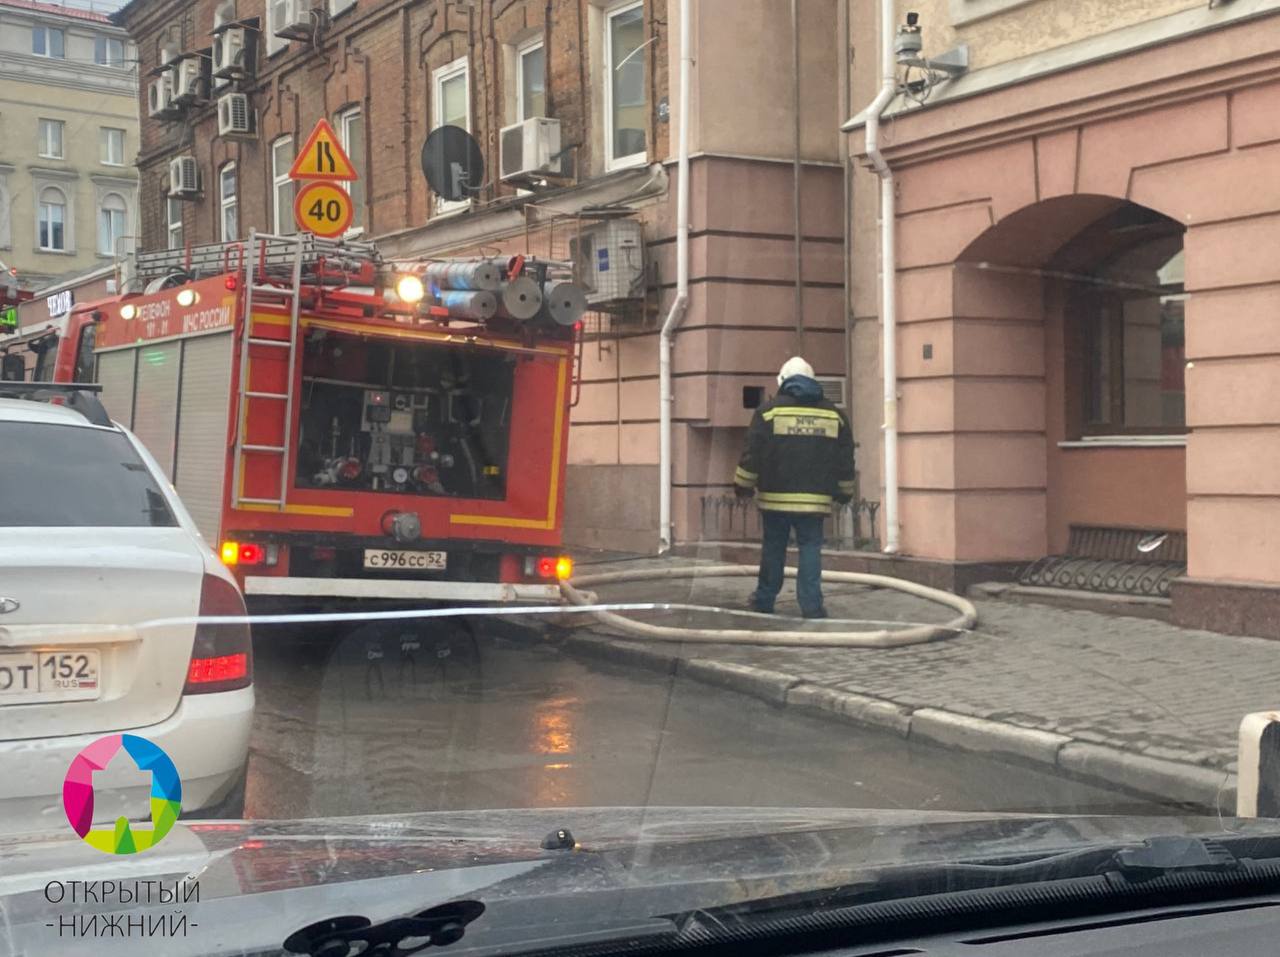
left=0, top=651, right=102, bottom=704
left=363, top=549, right=447, bottom=571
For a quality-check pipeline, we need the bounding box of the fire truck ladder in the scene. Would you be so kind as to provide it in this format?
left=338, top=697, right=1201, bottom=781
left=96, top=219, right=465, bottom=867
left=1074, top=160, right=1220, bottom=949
left=231, top=230, right=305, bottom=511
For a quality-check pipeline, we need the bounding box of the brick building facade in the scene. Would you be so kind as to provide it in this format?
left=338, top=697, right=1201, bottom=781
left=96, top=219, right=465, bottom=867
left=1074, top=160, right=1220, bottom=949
left=112, top=0, right=848, bottom=555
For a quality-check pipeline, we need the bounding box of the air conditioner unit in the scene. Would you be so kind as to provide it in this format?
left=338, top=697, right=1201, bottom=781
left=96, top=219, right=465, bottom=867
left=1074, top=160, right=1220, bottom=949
left=146, top=77, right=165, bottom=117
left=499, top=117, right=562, bottom=183
left=217, top=92, right=256, bottom=138
left=169, top=156, right=201, bottom=198
left=173, top=57, right=204, bottom=104
left=272, top=0, right=314, bottom=41
left=147, top=70, right=179, bottom=119
left=212, top=26, right=252, bottom=78
left=569, top=219, right=645, bottom=308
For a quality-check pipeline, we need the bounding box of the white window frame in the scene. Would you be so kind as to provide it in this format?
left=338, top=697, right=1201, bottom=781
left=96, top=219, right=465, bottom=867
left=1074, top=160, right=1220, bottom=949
left=32, top=25, right=65, bottom=58
left=97, top=192, right=128, bottom=257
left=219, top=162, right=238, bottom=242
left=603, top=0, right=647, bottom=172
left=516, top=36, right=545, bottom=122
left=329, top=0, right=357, bottom=16
left=94, top=36, right=125, bottom=67
left=337, top=108, right=364, bottom=236
left=167, top=194, right=184, bottom=250
left=38, top=119, right=65, bottom=160
left=37, top=186, right=68, bottom=252
left=271, top=135, right=295, bottom=234
left=431, top=57, right=471, bottom=214
left=100, top=127, right=125, bottom=166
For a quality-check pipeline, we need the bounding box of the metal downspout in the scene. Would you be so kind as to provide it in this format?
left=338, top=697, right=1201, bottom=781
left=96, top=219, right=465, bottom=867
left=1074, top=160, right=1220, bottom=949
left=865, top=0, right=899, bottom=554
left=657, top=0, right=691, bottom=553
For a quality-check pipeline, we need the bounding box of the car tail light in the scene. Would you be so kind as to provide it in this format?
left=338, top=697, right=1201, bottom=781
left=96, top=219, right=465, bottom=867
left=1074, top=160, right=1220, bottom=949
left=184, top=573, right=253, bottom=695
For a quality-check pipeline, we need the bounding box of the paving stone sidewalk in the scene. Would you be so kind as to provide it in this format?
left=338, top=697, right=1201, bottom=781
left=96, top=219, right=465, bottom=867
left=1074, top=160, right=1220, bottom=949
left=555, top=554, right=1280, bottom=810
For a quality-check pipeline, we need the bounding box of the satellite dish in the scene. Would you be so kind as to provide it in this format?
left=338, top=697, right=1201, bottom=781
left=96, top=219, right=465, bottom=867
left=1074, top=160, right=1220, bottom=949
left=421, top=126, right=485, bottom=203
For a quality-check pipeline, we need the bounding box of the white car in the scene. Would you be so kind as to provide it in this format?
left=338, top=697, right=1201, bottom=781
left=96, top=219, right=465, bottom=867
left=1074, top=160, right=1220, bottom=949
left=0, top=384, right=254, bottom=836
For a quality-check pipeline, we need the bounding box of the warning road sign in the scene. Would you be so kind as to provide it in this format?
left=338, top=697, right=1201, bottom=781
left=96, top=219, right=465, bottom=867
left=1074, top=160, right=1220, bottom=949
left=294, top=181, right=354, bottom=237
left=289, top=118, right=357, bottom=181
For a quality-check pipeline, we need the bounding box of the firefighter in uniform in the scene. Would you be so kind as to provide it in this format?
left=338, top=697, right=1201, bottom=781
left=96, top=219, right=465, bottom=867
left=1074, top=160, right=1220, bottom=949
left=733, top=357, right=855, bottom=619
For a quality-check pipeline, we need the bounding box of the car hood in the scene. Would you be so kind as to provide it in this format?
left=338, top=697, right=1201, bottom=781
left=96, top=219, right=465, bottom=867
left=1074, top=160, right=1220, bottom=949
left=5, top=807, right=1280, bottom=956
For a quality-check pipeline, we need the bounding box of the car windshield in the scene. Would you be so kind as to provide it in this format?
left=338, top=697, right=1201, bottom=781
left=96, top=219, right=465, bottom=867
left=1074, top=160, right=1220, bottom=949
left=4, top=3, right=1280, bottom=956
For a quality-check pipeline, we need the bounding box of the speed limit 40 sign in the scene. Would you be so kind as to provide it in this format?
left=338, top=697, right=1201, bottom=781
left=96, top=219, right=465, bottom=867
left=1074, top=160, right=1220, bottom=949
left=294, top=181, right=354, bottom=238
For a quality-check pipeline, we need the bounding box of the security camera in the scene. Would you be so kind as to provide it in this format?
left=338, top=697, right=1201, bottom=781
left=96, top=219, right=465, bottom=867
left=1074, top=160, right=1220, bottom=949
left=895, top=14, right=923, bottom=63
left=906, top=11, right=919, bottom=26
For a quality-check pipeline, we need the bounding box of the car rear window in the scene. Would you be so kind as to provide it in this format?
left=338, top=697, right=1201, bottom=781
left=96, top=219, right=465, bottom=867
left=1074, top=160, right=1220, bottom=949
left=0, top=421, right=177, bottom=527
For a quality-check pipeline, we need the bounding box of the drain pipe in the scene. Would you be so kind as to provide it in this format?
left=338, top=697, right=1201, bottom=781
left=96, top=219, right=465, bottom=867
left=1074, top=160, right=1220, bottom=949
left=865, top=0, right=899, bottom=554
left=658, top=0, right=691, bottom=553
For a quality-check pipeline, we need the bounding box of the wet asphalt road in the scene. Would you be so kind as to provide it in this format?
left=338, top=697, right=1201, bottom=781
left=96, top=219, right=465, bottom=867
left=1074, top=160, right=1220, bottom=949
left=242, top=618, right=1177, bottom=821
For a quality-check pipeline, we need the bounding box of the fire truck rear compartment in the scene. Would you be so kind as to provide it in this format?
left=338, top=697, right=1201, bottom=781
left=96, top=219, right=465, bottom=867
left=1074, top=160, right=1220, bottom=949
left=295, top=332, right=514, bottom=502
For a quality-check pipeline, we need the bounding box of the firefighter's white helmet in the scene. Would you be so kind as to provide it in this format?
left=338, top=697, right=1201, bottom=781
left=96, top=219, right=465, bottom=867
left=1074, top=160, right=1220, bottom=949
left=777, top=356, right=815, bottom=386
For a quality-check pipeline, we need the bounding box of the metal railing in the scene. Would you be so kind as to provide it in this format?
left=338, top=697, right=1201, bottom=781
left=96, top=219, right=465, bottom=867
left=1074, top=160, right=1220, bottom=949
left=699, top=494, right=881, bottom=552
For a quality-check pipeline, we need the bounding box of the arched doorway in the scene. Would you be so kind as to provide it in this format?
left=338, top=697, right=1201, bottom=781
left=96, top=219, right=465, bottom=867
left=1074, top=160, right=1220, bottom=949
left=949, top=196, right=1188, bottom=591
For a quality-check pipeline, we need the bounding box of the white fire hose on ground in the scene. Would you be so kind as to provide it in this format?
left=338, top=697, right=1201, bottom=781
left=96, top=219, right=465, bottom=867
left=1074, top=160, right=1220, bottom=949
left=559, top=564, right=977, bottom=648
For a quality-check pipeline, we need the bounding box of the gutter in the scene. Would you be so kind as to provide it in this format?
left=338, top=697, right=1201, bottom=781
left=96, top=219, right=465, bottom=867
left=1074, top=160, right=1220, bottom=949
left=864, top=0, right=900, bottom=555
left=657, top=0, right=691, bottom=553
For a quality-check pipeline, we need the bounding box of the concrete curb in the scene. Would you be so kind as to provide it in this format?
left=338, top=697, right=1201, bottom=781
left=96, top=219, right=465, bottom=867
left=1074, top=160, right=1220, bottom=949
left=553, top=633, right=1237, bottom=812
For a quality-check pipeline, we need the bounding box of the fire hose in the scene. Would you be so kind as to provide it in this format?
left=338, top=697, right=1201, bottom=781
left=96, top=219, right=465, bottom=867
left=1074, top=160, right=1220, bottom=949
left=559, top=564, right=977, bottom=648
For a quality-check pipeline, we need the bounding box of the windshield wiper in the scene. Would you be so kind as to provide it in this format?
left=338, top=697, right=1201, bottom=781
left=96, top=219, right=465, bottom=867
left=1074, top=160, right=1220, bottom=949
left=664, top=836, right=1280, bottom=952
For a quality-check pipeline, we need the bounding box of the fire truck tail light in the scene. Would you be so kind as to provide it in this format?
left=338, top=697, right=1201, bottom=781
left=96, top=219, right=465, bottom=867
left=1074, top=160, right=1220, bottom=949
left=185, top=573, right=253, bottom=695
left=220, top=541, right=240, bottom=565
left=225, top=276, right=238, bottom=291
left=529, top=556, right=574, bottom=580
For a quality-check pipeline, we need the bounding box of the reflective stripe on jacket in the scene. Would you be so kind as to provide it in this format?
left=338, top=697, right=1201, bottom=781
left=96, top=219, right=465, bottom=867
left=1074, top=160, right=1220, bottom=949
left=734, top=375, right=855, bottom=513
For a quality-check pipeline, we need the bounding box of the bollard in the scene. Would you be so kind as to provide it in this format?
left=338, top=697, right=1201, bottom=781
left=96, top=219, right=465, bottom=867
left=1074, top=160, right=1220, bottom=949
left=1237, top=711, right=1280, bottom=817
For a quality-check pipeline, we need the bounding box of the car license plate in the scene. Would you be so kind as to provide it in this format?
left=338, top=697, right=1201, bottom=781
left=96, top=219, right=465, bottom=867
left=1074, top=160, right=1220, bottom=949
left=0, top=650, right=102, bottom=704
left=363, top=549, right=447, bottom=571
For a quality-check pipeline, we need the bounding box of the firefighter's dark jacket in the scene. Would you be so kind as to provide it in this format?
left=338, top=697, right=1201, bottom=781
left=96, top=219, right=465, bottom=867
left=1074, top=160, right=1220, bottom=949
left=734, top=375, right=855, bottom=513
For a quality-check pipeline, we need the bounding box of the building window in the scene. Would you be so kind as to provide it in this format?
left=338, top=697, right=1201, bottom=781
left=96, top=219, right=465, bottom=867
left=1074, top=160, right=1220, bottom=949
left=167, top=194, right=183, bottom=250
left=38, top=119, right=65, bottom=160
left=1062, top=208, right=1187, bottom=438
left=517, top=37, right=546, bottom=121
left=604, top=0, right=647, bottom=171
left=220, top=162, right=238, bottom=242
left=94, top=36, right=125, bottom=67
left=32, top=26, right=65, bottom=58
left=338, top=109, right=365, bottom=233
left=100, top=127, right=126, bottom=166
left=329, top=0, right=356, bottom=15
left=98, top=193, right=127, bottom=256
left=272, top=135, right=296, bottom=234
left=38, top=187, right=67, bottom=251
left=431, top=57, right=470, bottom=212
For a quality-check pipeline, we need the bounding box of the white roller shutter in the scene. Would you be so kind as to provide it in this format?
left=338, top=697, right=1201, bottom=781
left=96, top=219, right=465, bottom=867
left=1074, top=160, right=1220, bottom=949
left=95, top=349, right=136, bottom=429
left=174, top=332, right=233, bottom=542
left=131, top=341, right=181, bottom=479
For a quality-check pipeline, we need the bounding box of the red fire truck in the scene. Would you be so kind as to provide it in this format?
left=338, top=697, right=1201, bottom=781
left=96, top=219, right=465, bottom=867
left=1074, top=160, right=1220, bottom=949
left=69, top=231, right=583, bottom=608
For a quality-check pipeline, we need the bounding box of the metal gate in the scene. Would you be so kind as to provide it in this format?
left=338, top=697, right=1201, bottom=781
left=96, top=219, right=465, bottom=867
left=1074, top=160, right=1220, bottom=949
left=175, top=332, right=233, bottom=541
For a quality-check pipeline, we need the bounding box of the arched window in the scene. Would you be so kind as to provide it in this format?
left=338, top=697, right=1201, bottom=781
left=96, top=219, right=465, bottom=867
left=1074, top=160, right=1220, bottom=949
left=38, top=186, right=66, bottom=251
left=98, top=192, right=127, bottom=256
